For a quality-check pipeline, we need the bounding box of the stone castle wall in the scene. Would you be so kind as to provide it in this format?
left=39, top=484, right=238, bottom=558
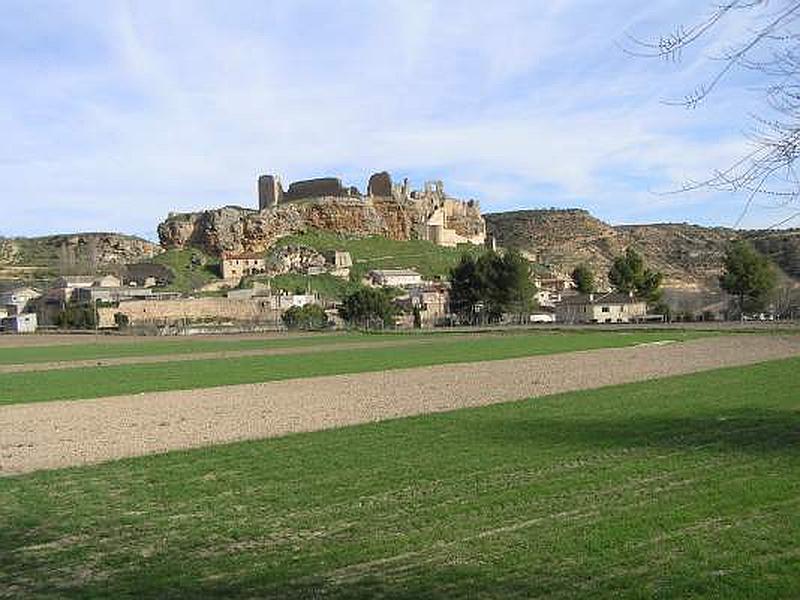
left=99, top=298, right=281, bottom=327
left=159, top=171, right=487, bottom=255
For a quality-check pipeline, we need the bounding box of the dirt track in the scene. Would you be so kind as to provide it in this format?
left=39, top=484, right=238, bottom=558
left=1, top=335, right=799, bottom=476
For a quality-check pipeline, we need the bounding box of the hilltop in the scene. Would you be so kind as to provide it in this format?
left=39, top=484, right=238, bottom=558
left=485, top=209, right=800, bottom=291
left=0, top=233, right=161, bottom=284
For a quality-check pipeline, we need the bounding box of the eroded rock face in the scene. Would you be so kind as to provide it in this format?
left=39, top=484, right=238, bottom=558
left=265, top=244, right=326, bottom=276
left=158, top=198, right=425, bottom=255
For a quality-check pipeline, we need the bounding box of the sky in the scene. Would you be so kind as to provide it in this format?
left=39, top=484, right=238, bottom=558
left=1, top=0, right=797, bottom=239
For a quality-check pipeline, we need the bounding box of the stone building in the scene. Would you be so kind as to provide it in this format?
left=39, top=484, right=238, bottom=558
left=46, top=275, right=121, bottom=303
left=368, top=269, right=423, bottom=288
left=0, top=286, right=41, bottom=315
left=1, top=313, right=38, bottom=333
left=221, top=252, right=266, bottom=281
left=408, top=284, right=450, bottom=326
left=323, top=250, right=352, bottom=278
left=97, top=297, right=281, bottom=329
left=555, top=292, right=647, bottom=324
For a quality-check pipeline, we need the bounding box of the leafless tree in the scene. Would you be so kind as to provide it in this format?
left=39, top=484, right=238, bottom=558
left=627, top=1, right=800, bottom=227
left=57, top=242, right=77, bottom=275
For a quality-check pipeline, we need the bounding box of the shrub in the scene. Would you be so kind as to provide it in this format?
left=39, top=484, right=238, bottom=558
left=281, top=304, right=329, bottom=331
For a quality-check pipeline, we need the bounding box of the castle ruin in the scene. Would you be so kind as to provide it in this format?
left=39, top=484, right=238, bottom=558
left=256, top=171, right=486, bottom=248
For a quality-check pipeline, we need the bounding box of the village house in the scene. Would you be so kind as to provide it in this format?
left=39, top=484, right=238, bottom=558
left=322, top=250, right=353, bottom=278
left=1, top=312, right=38, bottom=333
left=534, top=288, right=562, bottom=308
left=75, top=286, right=154, bottom=304
left=555, top=291, right=647, bottom=324
left=47, top=275, right=122, bottom=303
left=368, top=269, right=423, bottom=288
left=400, top=283, right=450, bottom=327
left=535, top=275, right=575, bottom=292
left=0, top=286, right=41, bottom=315
left=221, top=252, right=266, bottom=281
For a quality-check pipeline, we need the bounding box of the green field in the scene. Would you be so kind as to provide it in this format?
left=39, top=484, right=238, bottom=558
left=0, top=332, right=396, bottom=365
left=1, top=358, right=798, bottom=598
left=0, top=331, right=709, bottom=405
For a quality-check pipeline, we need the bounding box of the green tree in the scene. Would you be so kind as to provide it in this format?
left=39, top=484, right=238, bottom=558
left=339, top=287, right=398, bottom=329
left=449, top=254, right=484, bottom=324
left=56, top=303, right=98, bottom=330
left=570, top=264, right=595, bottom=294
left=282, top=304, right=328, bottom=331
left=608, top=248, right=664, bottom=303
left=412, top=305, right=422, bottom=329
left=719, top=241, right=776, bottom=316
left=449, top=250, right=534, bottom=324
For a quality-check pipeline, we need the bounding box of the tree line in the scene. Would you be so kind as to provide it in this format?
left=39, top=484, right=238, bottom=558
left=290, top=240, right=784, bottom=331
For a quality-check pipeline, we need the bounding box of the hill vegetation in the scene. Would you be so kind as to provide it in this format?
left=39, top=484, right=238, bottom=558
left=149, top=248, right=221, bottom=293
left=0, top=232, right=161, bottom=284
left=253, top=230, right=486, bottom=299
left=485, top=209, right=800, bottom=292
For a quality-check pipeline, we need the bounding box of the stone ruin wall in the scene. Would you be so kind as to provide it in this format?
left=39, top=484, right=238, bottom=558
left=99, top=297, right=281, bottom=328
left=159, top=171, right=486, bottom=255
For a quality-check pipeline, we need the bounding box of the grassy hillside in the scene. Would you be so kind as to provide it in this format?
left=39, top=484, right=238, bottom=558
left=241, top=230, right=488, bottom=300
left=266, top=272, right=358, bottom=301
left=275, top=230, right=485, bottom=280
left=1, top=357, right=798, bottom=598
left=149, top=249, right=221, bottom=292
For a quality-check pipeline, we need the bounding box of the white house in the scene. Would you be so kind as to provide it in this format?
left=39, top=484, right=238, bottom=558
left=0, top=286, right=41, bottom=315
left=368, top=269, right=423, bottom=288
left=1, top=312, right=38, bottom=333
left=555, top=292, right=647, bottom=324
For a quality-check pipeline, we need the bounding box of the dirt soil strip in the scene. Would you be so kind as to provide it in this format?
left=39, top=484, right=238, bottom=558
left=0, top=337, right=469, bottom=373
left=1, top=335, right=798, bottom=476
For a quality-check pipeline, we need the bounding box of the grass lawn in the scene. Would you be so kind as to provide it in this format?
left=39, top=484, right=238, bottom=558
left=1, top=358, right=798, bottom=598
left=0, top=331, right=403, bottom=365
left=0, top=331, right=710, bottom=405
left=265, top=272, right=359, bottom=301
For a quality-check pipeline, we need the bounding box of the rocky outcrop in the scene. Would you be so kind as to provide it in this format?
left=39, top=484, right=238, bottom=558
left=0, top=232, right=161, bottom=273
left=265, top=244, right=326, bottom=275
left=158, top=198, right=423, bottom=255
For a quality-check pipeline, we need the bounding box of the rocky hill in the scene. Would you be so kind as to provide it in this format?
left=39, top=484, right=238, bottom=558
left=0, top=233, right=162, bottom=281
left=485, top=209, right=800, bottom=290
left=157, top=199, right=413, bottom=255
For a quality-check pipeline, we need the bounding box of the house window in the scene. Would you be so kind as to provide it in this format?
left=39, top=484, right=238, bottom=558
left=601, top=306, right=610, bottom=313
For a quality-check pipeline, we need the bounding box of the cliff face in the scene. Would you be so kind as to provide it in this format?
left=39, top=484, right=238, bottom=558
left=485, top=209, right=797, bottom=290
left=158, top=198, right=433, bottom=254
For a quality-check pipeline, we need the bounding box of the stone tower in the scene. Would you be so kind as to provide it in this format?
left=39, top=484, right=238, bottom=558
left=367, top=171, right=393, bottom=197
left=258, top=174, right=283, bottom=210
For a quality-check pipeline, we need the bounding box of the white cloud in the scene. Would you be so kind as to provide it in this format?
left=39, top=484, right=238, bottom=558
left=0, top=0, right=794, bottom=237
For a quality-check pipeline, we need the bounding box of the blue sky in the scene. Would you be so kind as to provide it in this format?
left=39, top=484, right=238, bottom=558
left=1, top=0, right=795, bottom=239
